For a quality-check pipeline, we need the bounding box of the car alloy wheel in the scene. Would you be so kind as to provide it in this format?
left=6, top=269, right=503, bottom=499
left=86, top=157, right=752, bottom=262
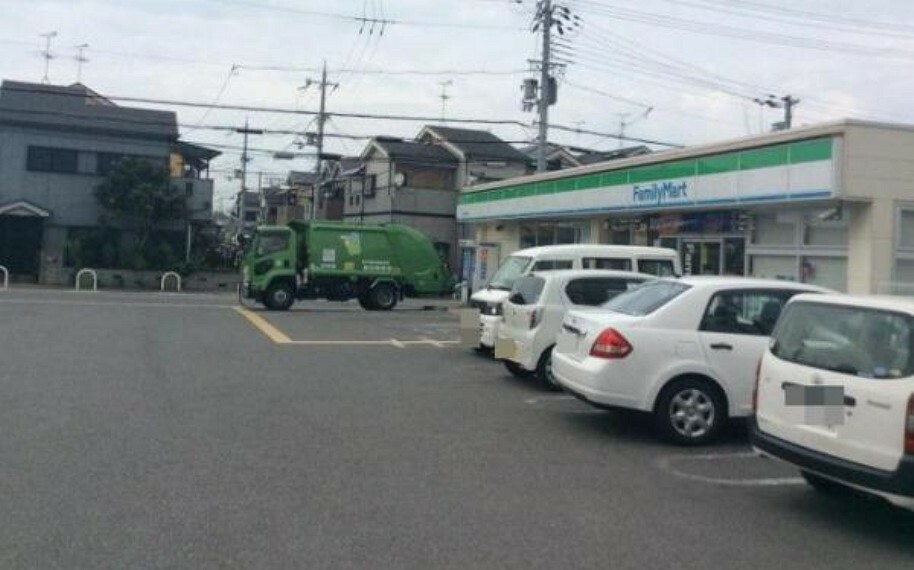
left=668, top=388, right=715, bottom=440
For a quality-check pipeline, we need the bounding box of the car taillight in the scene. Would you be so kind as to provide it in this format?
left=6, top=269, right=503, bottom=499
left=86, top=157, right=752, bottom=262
left=905, top=394, right=914, bottom=455
left=529, top=308, right=543, bottom=329
left=590, top=328, right=632, bottom=359
left=752, top=358, right=762, bottom=413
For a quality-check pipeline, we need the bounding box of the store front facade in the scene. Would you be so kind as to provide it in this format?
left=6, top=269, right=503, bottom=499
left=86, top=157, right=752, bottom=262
left=457, top=120, right=914, bottom=294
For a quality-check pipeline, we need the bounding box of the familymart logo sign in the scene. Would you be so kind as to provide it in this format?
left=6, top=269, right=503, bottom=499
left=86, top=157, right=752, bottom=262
left=632, top=181, right=689, bottom=206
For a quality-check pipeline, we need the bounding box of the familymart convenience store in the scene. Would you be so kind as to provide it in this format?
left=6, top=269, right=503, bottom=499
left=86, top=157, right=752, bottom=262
left=457, top=120, right=914, bottom=294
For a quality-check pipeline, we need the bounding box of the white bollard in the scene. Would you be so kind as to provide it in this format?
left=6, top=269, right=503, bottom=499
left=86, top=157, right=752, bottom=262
left=0, top=265, right=8, bottom=290
left=75, top=268, right=98, bottom=292
left=160, top=271, right=182, bottom=292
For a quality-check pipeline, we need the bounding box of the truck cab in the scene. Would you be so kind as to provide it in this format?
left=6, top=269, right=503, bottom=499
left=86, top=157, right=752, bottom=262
left=241, top=225, right=298, bottom=310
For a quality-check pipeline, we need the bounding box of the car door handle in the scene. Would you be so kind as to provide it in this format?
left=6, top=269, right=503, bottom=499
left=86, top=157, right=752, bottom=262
left=709, top=343, right=733, bottom=351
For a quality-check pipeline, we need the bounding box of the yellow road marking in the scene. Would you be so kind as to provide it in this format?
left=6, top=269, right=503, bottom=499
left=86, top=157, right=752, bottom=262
left=233, top=306, right=292, bottom=344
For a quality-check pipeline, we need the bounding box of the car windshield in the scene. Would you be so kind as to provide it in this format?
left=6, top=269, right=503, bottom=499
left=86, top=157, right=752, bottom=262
left=772, top=302, right=914, bottom=378
left=487, top=256, right=532, bottom=290
left=602, top=280, right=691, bottom=316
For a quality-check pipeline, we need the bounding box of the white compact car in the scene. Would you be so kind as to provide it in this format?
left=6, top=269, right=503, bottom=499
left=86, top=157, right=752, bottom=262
left=471, top=244, right=680, bottom=351
left=552, top=277, right=830, bottom=445
left=751, top=294, right=914, bottom=510
left=495, top=270, right=655, bottom=389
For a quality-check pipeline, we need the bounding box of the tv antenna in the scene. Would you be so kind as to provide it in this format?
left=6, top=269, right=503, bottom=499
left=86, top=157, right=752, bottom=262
left=74, top=43, right=89, bottom=82
left=438, top=80, right=453, bottom=122
left=40, top=31, right=57, bottom=84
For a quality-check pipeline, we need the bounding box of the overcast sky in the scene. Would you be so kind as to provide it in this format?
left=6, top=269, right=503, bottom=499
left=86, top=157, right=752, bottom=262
left=2, top=0, right=914, bottom=210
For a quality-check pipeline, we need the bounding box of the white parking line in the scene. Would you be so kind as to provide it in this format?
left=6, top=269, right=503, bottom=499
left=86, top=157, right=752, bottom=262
left=655, top=451, right=805, bottom=487
left=281, top=339, right=461, bottom=347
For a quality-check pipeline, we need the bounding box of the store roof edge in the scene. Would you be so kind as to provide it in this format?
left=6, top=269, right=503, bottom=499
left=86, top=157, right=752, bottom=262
left=462, top=119, right=912, bottom=194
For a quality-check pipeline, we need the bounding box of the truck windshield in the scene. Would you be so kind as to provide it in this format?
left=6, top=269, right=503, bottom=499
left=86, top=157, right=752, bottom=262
left=255, top=232, right=290, bottom=256
left=487, top=256, right=532, bottom=290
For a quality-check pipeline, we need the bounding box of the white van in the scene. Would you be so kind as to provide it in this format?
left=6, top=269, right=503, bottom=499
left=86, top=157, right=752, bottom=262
left=470, top=244, right=680, bottom=350
left=752, top=294, right=914, bottom=510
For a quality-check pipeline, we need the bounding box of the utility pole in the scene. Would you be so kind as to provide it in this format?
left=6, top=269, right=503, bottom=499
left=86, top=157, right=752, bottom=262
left=754, top=94, right=800, bottom=131
left=235, top=119, right=263, bottom=235
left=536, top=0, right=553, bottom=173
left=782, top=95, right=799, bottom=129
left=40, top=31, right=57, bottom=84
left=524, top=1, right=579, bottom=172
left=302, top=61, right=339, bottom=220
left=74, top=43, right=89, bottom=83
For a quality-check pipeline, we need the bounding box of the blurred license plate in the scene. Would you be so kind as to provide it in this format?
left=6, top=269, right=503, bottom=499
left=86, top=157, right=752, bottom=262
left=494, top=338, right=517, bottom=360
left=783, top=383, right=846, bottom=426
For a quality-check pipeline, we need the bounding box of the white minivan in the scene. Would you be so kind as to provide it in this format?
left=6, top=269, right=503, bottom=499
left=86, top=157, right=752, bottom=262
left=752, top=294, right=914, bottom=510
left=470, top=244, right=680, bottom=351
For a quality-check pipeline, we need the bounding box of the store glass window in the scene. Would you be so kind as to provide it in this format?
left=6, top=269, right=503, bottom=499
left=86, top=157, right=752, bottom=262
left=611, top=228, right=632, bottom=245
left=519, top=224, right=536, bottom=249
left=723, top=238, right=745, bottom=276
left=749, top=255, right=796, bottom=281
left=805, top=222, right=847, bottom=247
left=556, top=225, right=577, bottom=244
left=801, top=256, right=846, bottom=291
left=536, top=224, right=555, bottom=246
left=900, top=210, right=914, bottom=248
left=752, top=213, right=795, bottom=246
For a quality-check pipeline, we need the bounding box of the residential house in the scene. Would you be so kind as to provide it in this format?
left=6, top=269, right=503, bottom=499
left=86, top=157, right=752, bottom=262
left=416, top=125, right=531, bottom=187
left=519, top=143, right=652, bottom=171
left=342, top=136, right=459, bottom=266
left=0, top=80, right=218, bottom=283
left=337, top=126, right=531, bottom=273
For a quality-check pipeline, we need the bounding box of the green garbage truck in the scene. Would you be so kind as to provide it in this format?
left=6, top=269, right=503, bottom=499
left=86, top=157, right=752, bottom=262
left=240, top=221, right=455, bottom=311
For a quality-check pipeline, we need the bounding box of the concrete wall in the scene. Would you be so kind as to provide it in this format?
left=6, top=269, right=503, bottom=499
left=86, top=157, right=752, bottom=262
left=0, top=125, right=171, bottom=227
left=842, top=125, right=914, bottom=293
left=42, top=267, right=238, bottom=291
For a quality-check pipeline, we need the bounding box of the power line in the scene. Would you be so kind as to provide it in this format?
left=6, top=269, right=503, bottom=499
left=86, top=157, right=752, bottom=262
left=217, top=0, right=527, bottom=30
left=647, top=0, right=914, bottom=40
left=185, top=64, right=239, bottom=131
left=569, top=2, right=914, bottom=59
left=0, top=83, right=529, bottom=126
left=694, top=0, right=914, bottom=35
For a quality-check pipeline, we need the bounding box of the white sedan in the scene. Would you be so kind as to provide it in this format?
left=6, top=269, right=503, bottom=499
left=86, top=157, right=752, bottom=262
left=552, top=277, right=831, bottom=445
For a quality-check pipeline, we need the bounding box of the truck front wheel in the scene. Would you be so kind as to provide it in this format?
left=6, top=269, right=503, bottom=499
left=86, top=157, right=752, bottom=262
left=357, top=294, right=377, bottom=311
left=264, top=282, right=295, bottom=311
left=370, top=283, right=398, bottom=311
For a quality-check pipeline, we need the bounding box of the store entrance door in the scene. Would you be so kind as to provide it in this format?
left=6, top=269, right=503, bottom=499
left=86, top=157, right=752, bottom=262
left=681, top=240, right=722, bottom=276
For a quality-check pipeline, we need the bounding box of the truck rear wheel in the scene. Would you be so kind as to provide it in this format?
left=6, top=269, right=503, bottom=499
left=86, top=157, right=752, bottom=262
left=370, top=283, right=398, bottom=311
left=264, top=282, right=295, bottom=311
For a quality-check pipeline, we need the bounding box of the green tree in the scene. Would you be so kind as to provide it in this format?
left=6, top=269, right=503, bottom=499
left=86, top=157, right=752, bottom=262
left=94, top=157, right=184, bottom=257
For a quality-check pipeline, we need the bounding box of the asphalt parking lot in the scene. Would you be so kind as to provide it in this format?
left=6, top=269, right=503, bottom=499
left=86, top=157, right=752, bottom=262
left=1, top=288, right=913, bottom=569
